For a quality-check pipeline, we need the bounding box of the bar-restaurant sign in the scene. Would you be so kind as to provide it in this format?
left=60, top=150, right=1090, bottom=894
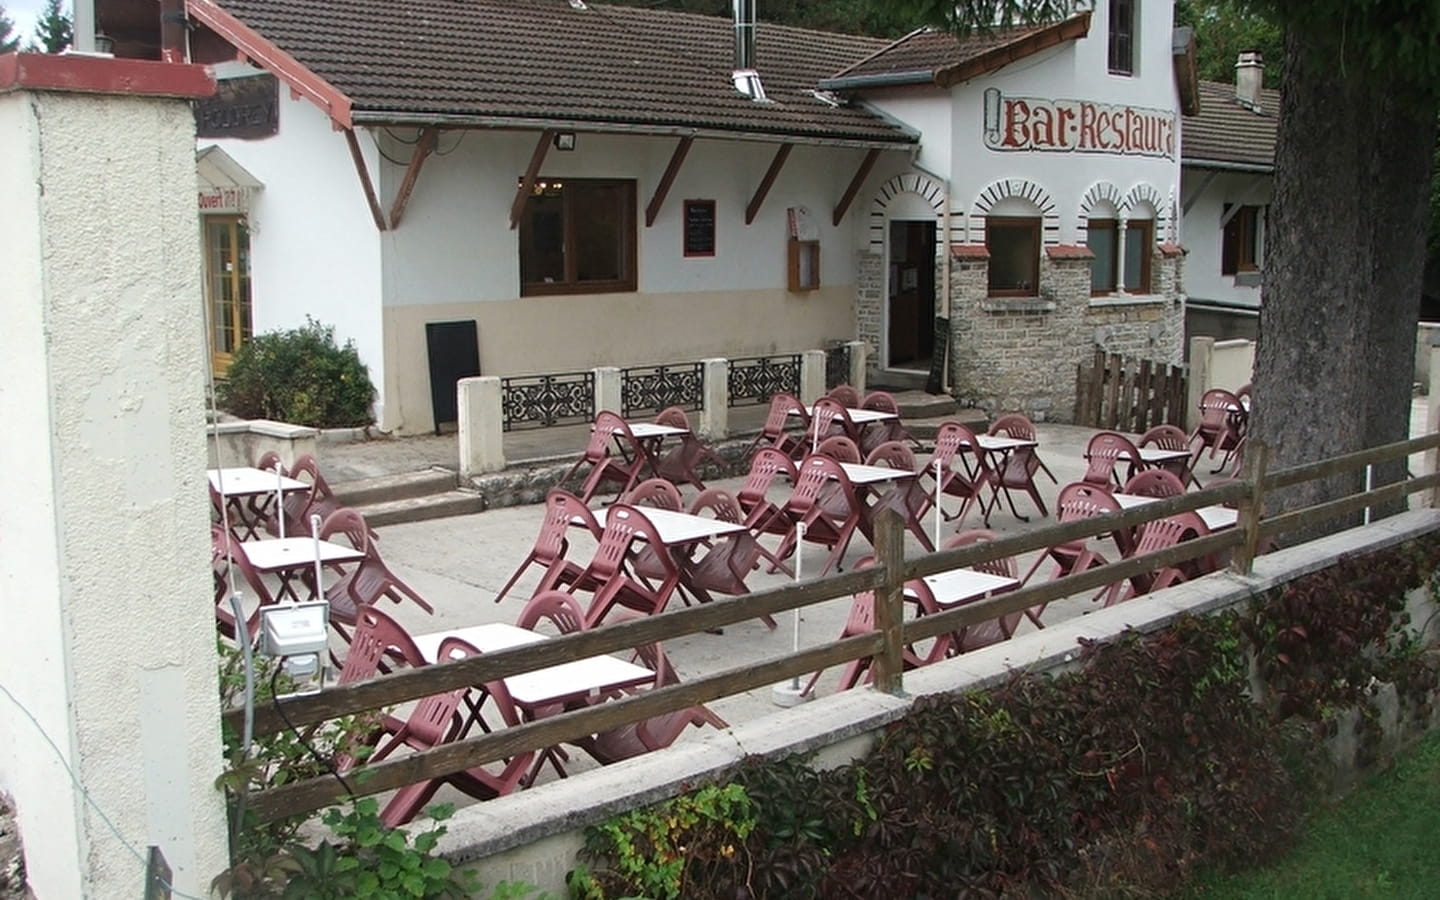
left=982, top=88, right=1175, bottom=158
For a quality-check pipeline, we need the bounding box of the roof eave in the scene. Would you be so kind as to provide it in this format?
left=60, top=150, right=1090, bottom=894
left=817, top=70, right=940, bottom=91
left=349, top=110, right=918, bottom=150
left=187, top=0, right=353, bottom=128
left=934, top=11, right=1092, bottom=89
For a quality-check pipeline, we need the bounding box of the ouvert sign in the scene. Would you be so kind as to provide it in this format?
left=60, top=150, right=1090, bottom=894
left=982, top=88, right=1176, bottom=158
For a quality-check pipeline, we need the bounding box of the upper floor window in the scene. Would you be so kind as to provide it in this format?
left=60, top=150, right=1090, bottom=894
left=519, top=178, right=637, bottom=296
left=1108, top=0, right=1135, bottom=75
left=986, top=217, right=1041, bottom=297
left=1221, top=204, right=1263, bottom=276
left=1088, top=218, right=1154, bottom=294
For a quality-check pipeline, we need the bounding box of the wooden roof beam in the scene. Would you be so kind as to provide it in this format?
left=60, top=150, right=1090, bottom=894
left=344, top=128, right=387, bottom=232
left=645, top=136, right=694, bottom=227
left=745, top=143, right=793, bottom=225
left=510, top=130, right=554, bottom=230
left=832, top=148, right=881, bottom=227
left=388, top=127, right=439, bottom=229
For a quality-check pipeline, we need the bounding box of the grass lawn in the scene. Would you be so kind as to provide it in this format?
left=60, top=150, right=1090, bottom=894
left=1190, top=733, right=1440, bottom=898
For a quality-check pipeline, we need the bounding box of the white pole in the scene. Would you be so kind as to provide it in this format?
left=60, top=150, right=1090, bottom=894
left=790, top=521, right=804, bottom=689
left=933, top=458, right=943, bottom=547
left=275, top=464, right=286, bottom=540
left=311, top=513, right=324, bottom=604
left=1364, top=463, right=1373, bottom=525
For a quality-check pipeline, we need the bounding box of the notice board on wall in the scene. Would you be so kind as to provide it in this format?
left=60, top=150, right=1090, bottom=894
left=425, top=320, right=480, bottom=434
left=684, top=200, right=716, bottom=256
left=926, top=317, right=950, bottom=395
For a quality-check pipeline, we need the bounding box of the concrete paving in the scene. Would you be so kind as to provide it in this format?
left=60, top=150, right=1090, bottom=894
left=298, top=395, right=1435, bottom=792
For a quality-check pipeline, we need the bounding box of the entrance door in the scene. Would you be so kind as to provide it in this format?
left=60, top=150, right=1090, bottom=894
left=204, top=216, right=252, bottom=375
left=887, top=220, right=936, bottom=368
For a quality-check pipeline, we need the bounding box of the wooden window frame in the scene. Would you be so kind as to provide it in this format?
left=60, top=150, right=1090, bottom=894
left=204, top=215, right=252, bottom=375
left=985, top=217, right=1041, bottom=298
left=788, top=239, right=820, bottom=292
left=1108, top=0, right=1135, bottom=76
left=1123, top=218, right=1153, bottom=292
left=1088, top=218, right=1119, bottom=295
left=520, top=178, right=638, bottom=297
left=1221, top=204, right=1261, bottom=276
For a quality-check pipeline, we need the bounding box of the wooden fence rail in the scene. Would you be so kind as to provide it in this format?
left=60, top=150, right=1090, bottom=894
left=236, top=431, right=1440, bottom=824
left=1073, top=347, right=1188, bottom=432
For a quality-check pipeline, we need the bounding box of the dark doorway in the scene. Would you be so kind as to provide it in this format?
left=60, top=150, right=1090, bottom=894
left=888, top=220, right=937, bottom=368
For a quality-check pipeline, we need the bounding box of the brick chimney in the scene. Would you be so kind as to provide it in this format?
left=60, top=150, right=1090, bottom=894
left=1235, top=50, right=1263, bottom=112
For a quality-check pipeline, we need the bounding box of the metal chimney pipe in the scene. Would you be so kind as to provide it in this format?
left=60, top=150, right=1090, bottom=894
left=160, top=0, right=187, bottom=63
left=733, top=0, right=756, bottom=71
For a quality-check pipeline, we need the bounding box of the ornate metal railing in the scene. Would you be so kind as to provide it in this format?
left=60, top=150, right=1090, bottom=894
left=728, top=354, right=802, bottom=406
left=825, top=343, right=851, bottom=390
left=500, top=371, right=595, bottom=432
left=621, top=363, right=704, bottom=418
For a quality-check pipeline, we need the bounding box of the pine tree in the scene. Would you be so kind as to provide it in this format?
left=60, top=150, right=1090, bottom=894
left=0, top=5, right=20, bottom=54
left=32, top=0, right=72, bottom=53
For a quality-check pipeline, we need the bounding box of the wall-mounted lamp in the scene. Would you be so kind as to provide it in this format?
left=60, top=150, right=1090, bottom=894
left=553, top=132, right=577, bottom=151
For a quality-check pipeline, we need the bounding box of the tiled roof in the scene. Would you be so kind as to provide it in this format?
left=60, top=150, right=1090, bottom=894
left=208, top=0, right=916, bottom=145
left=825, top=23, right=1056, bottom=85
left=1181, top=80, right=1279, bottom=170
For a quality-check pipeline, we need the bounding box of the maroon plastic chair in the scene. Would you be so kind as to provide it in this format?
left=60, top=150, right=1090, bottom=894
left=1190, top=389, right=1246, bottom=474
left=1082, top=431, right=1142, bottom=488
left=1022, top=482, right=1123, bottom=606
left=915, top=421, right=989, bottom=525
left=743, top=392, right=808, bottom=461
left=320, top=508, right=434, bottom=638
left=515, top=588, right=589, bottom=636
left=826, top=384, right=861, bottom=408
left=212, top=526, right=278, bottom=642
left=681, top=488, right=778, bottom=629
left=813, top=435, right=862, bottom=464
left=244, top=451, right=287, bottom=531
left=808, top=396, right=862, bottom=449
left=623, top=477, right=684, bottom=511
left=801, top=557, right=883, bottom=695
left=859, top=390, right=918, bottom=455
left=863, top=440, right=934, bottom=552
left=377, top=637, right=534, bottom=827
left=580, top=504, right=682, bottom=627
left=653, top=406, right=726, bottom=491
left=562, top=411, right=652, bottom=504
left=943, top=530, right=1025, bottom=649
left=983, top=414, right=1052, bottom=522
left=332, top=606, right=428, bottom=762
left=576, top=641, right=728, bottom=765
left=737, top=448, right=799, bottom=563
left=267, top=454, right=347, bottom=539
left=1112, top=511, right=1210, bottom=604
left=493, top=489, right=602, bottom=604
left=1139, top=424, right=1197, bottom=486
left=1121, top=468, right=1186, bottom=498
left=776, top=455, right=866, bottom=576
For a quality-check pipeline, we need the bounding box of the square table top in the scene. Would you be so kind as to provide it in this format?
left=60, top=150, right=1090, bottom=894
left=792, top=406, right=898, bottom=424
left=963, top=434, right=1037, bottom=452
left=412, top=622, right=655, bottom=708
left=209, top=467, right=309, bottom=497
left=837, top=462, right=916, bottom=485
left=620, top=422, right=688, bottom=439
left=599, top=506, right=747, bottom=544
left=905, top=568, right=1019, bottom=608
left=239, top=536, right=365, bottom=572
left=1115, top=447, right=1192, bottom=465
left=1111, top=493, right=1238, bottom=531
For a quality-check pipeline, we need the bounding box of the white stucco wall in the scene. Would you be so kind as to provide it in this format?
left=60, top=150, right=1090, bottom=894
left=211, top=72, right=387, bottom=421
left=0, top=84, right=228, bottom=897
left=1179, top=168, right=1271, bottom=308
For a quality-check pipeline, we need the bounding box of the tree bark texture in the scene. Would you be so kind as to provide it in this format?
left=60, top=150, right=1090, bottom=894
left=1253, top=28, right=1436, bottom=536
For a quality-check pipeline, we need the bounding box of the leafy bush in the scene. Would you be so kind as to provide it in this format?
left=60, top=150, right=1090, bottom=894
left=219, top=318, right=375, bottom=428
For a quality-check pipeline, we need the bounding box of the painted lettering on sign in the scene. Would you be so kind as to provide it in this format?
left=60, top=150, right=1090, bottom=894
left=198, top=187, right=247, bottom=212
left=982, top=88, right=1175, bottom=158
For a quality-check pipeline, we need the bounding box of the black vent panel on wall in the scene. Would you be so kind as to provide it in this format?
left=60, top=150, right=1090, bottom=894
left=425, top=320, right=480, bottom=434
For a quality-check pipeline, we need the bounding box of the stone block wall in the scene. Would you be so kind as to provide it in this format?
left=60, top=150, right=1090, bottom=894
left=948, top=244, right=1184, bottom=422
left=854, top=249, right=883, bottom=366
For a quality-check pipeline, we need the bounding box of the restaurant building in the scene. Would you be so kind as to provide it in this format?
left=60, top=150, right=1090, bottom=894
left=97, top=0, right=1192, bottom=433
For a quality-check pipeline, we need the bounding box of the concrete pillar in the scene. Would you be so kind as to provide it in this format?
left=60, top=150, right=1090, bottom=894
left=594, top=366, right=622, bottom=415
left=698, top=358, right=729, bottom=439
left=799, top=350, right=827, bottom=405
left=458, top=376, right=506, bottom=476
left=0, top=55, right=227, bottom=897
left=1187, top=335, right=1215, bottom=432
left=846, top=340, right=868, bottom=393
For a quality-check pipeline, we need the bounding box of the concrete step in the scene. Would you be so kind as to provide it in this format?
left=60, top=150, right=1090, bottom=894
left=888, top=389, right=959, bottom=420
left=905, top=409, right=990, bottom=444
left=868, top=369, right=930, bottom=392
left=355, top=489, right=486, bottom=527
left=332, top=468, right=459, bottom=507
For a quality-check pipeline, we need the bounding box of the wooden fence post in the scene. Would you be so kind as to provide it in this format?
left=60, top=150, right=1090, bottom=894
left=870, top=509, right=907, bottom=695
left=1231, top=440, right=1270, bottom=575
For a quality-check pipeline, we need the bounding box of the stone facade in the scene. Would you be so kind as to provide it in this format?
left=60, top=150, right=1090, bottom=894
left=947, top=244, right=1184, bottom=422
left=855, top=249, right=884, bottom=365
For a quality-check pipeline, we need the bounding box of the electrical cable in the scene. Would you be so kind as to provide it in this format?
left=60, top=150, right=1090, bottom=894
left=0, top=681, right=207, bottom=900
left=269, top=667, right=356, bottom=800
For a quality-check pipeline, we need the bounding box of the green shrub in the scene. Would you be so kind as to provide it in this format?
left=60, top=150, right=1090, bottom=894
left=219, top=318, right=375, bottom=428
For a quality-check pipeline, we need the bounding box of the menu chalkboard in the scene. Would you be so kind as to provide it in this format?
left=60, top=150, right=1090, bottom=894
left=684, top=200, right=716, bottom=257
left=926, top=317, right=950, bottom=395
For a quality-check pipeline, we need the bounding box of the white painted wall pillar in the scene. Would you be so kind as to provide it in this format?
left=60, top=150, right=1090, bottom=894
left=799, top=350, right=827, bottom=404
left=846, top=340, right=868, bottom=393
left=1187, top=335, right=1215, bottom=433
left=458, top=376, right=505, bottom=476
left=0, top=56, right=228, bottom=897
left=594, top=366, right=622, bottom=414
left=698, top=358, right=729, bottom=439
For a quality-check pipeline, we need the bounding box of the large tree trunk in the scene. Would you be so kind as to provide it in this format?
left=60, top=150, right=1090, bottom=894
left=1252, top=28, right=1436, bottom=536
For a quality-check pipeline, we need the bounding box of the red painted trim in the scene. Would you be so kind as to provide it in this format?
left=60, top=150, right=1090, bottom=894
left=0, top=52, right=214, bottom=98
left=1158, top=242, right=1186, bottom=258
left=186, top=0, right=352, bottom=128
left=950, top=243, right=990, bottom=260
left=1046, top=243, right=1095, bottom=260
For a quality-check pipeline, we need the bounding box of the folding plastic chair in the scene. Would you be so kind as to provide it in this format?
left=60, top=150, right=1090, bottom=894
left=653, top=406, right=726, bottom=492
left=915, top=421, right=989, bottom=526
left=809, top=396, right=863, bottom=449
left=737, top=448, right=799, bottom=567
left=1121, top=468, right=1186, bottom=498
left=576, top=640, right=728, bottom=764
left=826, top=384, right=861, bottom=408
left=983, top=414, right=1053, bottom=522
left=1022, top=482, right=1123, bottom=606
left=1190, top=389, right=1246, bottom=474
left=943, top=530, right=1026, bottom=647
left=1139, top=424, right=1198, bottom=487
left=561, top=411, right=652, bottom=504
left=1111, top=511, right=1210, bottom=605
left=681, top=488, right=779, bottom=628
left=267, top=454, right=347, bottom=539
left=860, top=390, right=918, bottom=454
left=581, top=504, right=682, bottom=627
left=623, top=477, right=684, bottom=511
left=320, top=508, right=434, bottom=641
left=742, top=392, right=808, bottom=462
left=212, top=526, right=277, bottom=643
left=801, top=557, right=881, bottom=696
left=813, top=435, right=862, bottom=463
left=775, top=455, right=867, bottom=576
left=1082, top=431, right=1143, bottom=488
left=492, top=489, right=602, bottom=604
left=863, top=440, right=934, bottom=552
